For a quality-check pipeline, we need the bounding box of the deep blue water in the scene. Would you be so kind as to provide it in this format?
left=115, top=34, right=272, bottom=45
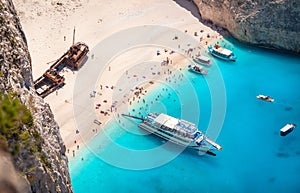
left=70, top=38, right=300, bottom=193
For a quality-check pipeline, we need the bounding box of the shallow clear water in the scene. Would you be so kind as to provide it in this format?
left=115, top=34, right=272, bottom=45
left=70, top=38, right=300, bottom=193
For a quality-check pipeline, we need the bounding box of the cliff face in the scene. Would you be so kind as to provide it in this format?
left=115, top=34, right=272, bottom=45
left=193, top=0, right=300, bottom=53
left=0, top=141, right=31, bottom=193
left=0, top=0, right=73, bottom=193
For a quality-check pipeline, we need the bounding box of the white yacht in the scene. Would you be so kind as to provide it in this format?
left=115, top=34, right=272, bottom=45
left=135, top=113, right=222, bottom=152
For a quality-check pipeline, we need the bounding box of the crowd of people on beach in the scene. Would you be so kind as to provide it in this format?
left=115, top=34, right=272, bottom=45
left=66, top=29, right=226, bottom=160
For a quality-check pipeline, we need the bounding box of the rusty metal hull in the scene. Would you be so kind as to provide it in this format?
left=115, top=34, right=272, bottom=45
left=34, top=42, right=89, bottom=98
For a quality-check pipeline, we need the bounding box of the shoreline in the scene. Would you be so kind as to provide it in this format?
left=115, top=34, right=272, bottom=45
left=66, top=43, right=218, bottom=159
left=12, top=0, right=224, bottom=159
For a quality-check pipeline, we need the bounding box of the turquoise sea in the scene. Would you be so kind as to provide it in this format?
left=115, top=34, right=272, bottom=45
left=69, top=38, right=300, bottom=193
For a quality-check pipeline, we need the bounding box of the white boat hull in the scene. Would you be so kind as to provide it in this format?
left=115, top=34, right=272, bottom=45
left=188, top=65, right=208, bottom=75
left=208, top=46, right=237, bottom=61
left=139, top=123, right=193, bottom=147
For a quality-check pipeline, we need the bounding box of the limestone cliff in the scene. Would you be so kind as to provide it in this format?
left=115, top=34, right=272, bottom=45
left=0, top=0, right=73, bottom=192
left=0, top=141, right=31, bottom=193
left=193, top=0, right=300, bottom=53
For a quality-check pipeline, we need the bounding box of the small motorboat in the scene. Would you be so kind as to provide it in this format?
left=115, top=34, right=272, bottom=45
left=188, top=64, right=208, bottom=75
left=193, top=55, right=211, bottom=66
left=280, top=123, right=296, bottom=136
left=208, top=44, right=237, bottom=61
left=256, top=94, right=274, bottom=102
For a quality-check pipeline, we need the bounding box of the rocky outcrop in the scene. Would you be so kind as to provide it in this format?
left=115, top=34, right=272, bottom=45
left=0, top=141, right=30, bottom=193
left=193, top=0, right=300, bottom=53
left=0, top=0, right=73, bottom=193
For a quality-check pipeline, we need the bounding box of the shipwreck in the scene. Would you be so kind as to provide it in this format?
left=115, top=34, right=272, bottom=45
left=34, top=28, right=89, bottom=98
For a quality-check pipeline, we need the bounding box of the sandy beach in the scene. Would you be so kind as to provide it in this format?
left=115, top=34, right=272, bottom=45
left=12, top=0, right=224, bottom=158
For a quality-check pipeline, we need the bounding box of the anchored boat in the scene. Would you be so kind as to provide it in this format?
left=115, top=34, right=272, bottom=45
left=256, top=94, right=274, bottom=102
left=208, top=44, right=237, bottom=61
left=188, top=64, right=208, bottom=75
left=193, top=55, right=211, bottom=66
left=123, top=113, right=222, bottom=154
left=280, top=123, right=296, bottom=136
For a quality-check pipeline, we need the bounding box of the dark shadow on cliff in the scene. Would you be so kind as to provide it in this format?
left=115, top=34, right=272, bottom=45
left=173, top=0, right=201, bottom=21
left=173, top=0, right=229, bottom=37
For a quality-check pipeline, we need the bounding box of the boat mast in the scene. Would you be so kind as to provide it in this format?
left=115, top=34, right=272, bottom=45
left=72, top=27, right=75, bottom=48
left=71, top=27, right=76, bottom=71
